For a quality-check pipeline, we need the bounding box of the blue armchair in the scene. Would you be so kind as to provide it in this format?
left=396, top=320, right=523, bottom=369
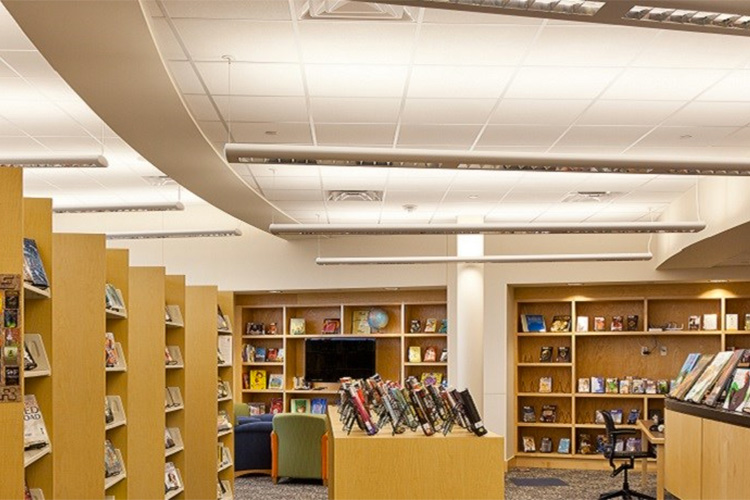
left=234, top=403, right=274, bottom=476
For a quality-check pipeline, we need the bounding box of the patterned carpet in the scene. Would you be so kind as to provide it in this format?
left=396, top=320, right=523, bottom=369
left=235, top=468, right=676, bottom=499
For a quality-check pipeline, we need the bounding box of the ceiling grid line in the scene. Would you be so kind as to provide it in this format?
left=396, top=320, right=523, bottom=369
left=390, top=7, right=426, bottom=149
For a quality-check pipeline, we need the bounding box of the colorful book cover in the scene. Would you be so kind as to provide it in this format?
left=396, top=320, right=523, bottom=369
left=311, top=398, right=328, bottom=414
left=249, top=370, right=267, bottom=390
left=591, top=377, right=605, bottom=394
left=23, top=238, right=49, bottom=289
left=408, top=346, right=421, bottom=363
left=605, top=377, right=619, bottom=393
left=540, top=437, right=553, bottom=453
left=627, top=408, right=640, bottom=425
left=685, top=351, right=734, bottom=403
left=557, top=438, right=571, bottom=454
left=578, top=378, right=590, bottom=393
left=522, top=314, right=546, bottom=333
left=291, top=398, right=310, bottom=413
left=540, top=404, right=557, bottom=423
left=267, top=373, right=283, bottom=390
left=522, top=405, right=536, bottom=423
left=703, top=349, right=744, bottom=406
left=522, top=436, right=536, bottom=452
left=539, top=376, right=553, bottom=393
left=576, top=316, right=589, bottom=332
left=289, top=318, right=305, bottom=335
left=670, top=353, right=701, bottom=396
left=420, top=372, right=443, bottom=386
left=270, top=398, right=283, bottom=414
left=722, top=368, right=750, bottom=412
left=611, top=316, right=623, bottom=331
left=424, top=318, right=438, bottom=333
left=254, top=347, right=266, bottom=362
left=550, top=315, right=571, bottom=332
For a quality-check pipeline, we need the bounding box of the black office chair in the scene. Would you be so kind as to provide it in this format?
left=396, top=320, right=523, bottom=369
left=598, top=410, right=655, bottom=500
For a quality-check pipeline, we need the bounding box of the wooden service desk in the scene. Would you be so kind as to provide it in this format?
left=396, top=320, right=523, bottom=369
left=636, top=419, right=665, bottom=500
left=326, top=408, right=504, bottom=500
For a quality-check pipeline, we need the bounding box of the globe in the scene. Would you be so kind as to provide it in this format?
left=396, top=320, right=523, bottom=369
left=367, top=308, right=389, bottom=332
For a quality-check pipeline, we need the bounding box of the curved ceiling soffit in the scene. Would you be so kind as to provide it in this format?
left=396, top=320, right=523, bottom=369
left=657, top=220, right=750, bottom=270
left=2, top=0, right=294, bottom=231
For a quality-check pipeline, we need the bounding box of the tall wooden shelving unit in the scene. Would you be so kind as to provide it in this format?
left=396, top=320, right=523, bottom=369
left=184, top=286, right=218, bottom=500
left=128, top=266, right=166, bottom=498
left=217, top=291, right=235, bottom=498
left=512, top=282, right=750, bottom=470
left=234, top=289, right=447, bottom=412
left=105, top=249, right=130, bottom=498
left=23, top=198, right=53, bottom=498
left=52, top=233, right=107, bottom=498
left=165, top=275, right=187, bottom=500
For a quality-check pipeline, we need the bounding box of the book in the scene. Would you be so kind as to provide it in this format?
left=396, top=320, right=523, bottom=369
left=591, top=377, right=605, bottom=394
left=311, top=398, right=328, bottom=414
left=539, top=376, right=552, bottom=393
left=657, top=379, right=669, bottom=394
left=671, top=354, right=714, bottom=400
left=627, top=408, right=640, bottom=425
left=246, top=322, right=265, bottom=335
left=626, top=315, right=639, bottom=331
left=217, top=410, right=232, bottom=431
left=424, top=318, right=438, bottom=333
left=703, top=349, right=744, bottom=406
left=611, top=316, right=623, bottom=331
left=409, top=319, right=421, bottom=333
left=165, top=428, right=175, bottom=449
left=746, top=313, right=750, bottom=331
left=105, top=397, right=114, bottom=424
left=423, top=346, right=438, bottom=362
left=557, top=437, right=571, bottom=454
left=23, top=238, right=49, bottom=289
left=684, top=351, right=734, bottom=403
left=217, top=306, right=229, bottom=331
left=289, top=318, right=305, bottom=335
left=276, top=348, right=285, bottom=362
left=440, top=348, right=448, bottom=362
left=550, top=315, right=571, bottom=332
left=703, top=313, right=718, bottom=331
left=522, top=436, right=536, bottom=452
left=165, top=462, right=181, bottom=492
left=521, top=314, right=546, bottom=333
left=267, top=322, right=278, bottom=335
left=165, top=347, right=177, bottom=366
left=249, top=370, right=267, bottom=390
left=595, top=410, right=605, bottom=424
left=557, top=346, right=570, bottom=363
left=670, top=353, right=702, bottom=395
left=723, top=368, right=750, bottom=412
left=605, top=377, right=619, bottom=394
left=420, top=372, right=443, bottom=386
left=266, top=348, right=279, bottom=362
left=539, top=404, right=557, bottom=423
left=408, top=346, right=422, bottom=363
left=596, top=434, right=607, bottom=453
left=270, top=398, right=283, bottom=414
left=438, top=319, right=448, bottom=333
left=688, top=315, right=701, bottom=330
left=577, top=377, right=590, bottom=393
left=593, top=316, right=606, bottom=331
left=353, top=310, right=371, bottom=334
left=578, top=433, right=594, bottom=454
left=105, top=439, right=123, bottom=478
left=540, top=437, right=553, bottom=453
left=610, top=409, right=623, bottom=424
left=291, top=398, right=310, bottom=413
left=217, top=379, right=229, bottom=399
left=268, top=373, right=284, bottom=390
left=322, top=318, right=341, bottom=334
left=23, top=395, right=49, bottom=450
left=248, top=402, right=265, bottom=415
left=242, top=344, right=254, bottom=363
left=254, top=347, right=267, bottom=362
left=645, top=379, right=657, bottom=394
left=105, top=332, right=119, bottom=368
left=217, top=335, right=232, bottom=366
left=539, top=346, right=553, bottom=362
left=522, top=405, right=536, bottom=423
left=625, top=437, right=641, bottom=452
left=23, top=343, right=37, bottom=372
left=619, top=378, right=631, bottom=394
left=576, top=316, right=589, bottom=332
left=726, top=313, right=739, bottom=331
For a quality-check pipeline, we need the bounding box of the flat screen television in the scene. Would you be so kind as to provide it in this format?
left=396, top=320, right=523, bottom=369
left=304, top=338, right=376, bottom=382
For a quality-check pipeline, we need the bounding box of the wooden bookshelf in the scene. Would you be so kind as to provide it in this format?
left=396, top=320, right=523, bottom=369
left=184, top=286, right=218, bottom=500
left=52, top=233, right=107, bottom=497
left=165, top=275, right=187, bottom=499
left=511, top=282, right=750, bottom=470
left=217, top=291, right=235, bottom=498
left=234, top=289, right=447, bottom=413
left=127, top=266, right=166, bottom=498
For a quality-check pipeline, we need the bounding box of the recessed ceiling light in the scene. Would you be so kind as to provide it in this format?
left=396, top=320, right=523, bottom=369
left=468, top=194, right=480, bottom=200
left=624, top=5, right=750, bottom=30
left=326, top=190, right=383, bottom=202
left=402, top=204, right=417, bottom=213
left=680, top=135, right=693, bottom=140
left=709, top=279, right=728, bottom=283
left=265, top=131, right=278, bottom=136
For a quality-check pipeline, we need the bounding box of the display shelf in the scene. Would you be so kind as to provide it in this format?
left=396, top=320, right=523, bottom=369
left=105, top=395, right=127, bottom=431
left=218, top=480, right=233, bottom=500
left=518, top=392, right=572, bottom=397
left=518, top=363, right=573, bottom=367
left=404, top=362, right=448, bottom=366
left=165, top=427, right=184, bottom=458
left=106, top=308, right=128, bottom=320
left=217, top=429, right=233, bottom=438
left=405, top=333, right=448, bottom=338
left=574, top=393, right=665, bottom=398
left=574, top=424, right=638, bottom=430
left=105, top=342, right=128, bottom=372
left=24, top=333, right=51, bottom=378
left=286, top=389, right=339, bottom=395
left=165, top=404, right=184, bottom=414
left=28, top=488, right=45, bottom=500
left=517, top=332, right=573, bottom=337
left=104, top=450, right=127, bottom=490
left=242, top=389, right=284, bottom=394
left=242, top=361, right=284, bottom=366
left=242, top=334, right=285, bottom=340
left=517, top=422, right=572, bottom=428
left=24, top=445, right=51, bottom=468
left=165, top=486, right=184, bottom=500
left=24, top=283, right=50, bottom=300
left=165, top=345, right=184, bottom=369
left=165, top=321, right=184, bottom=329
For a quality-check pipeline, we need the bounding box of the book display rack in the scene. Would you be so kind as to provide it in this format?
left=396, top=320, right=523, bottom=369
left=165, top=275, right=187, bottom=500
left=234, top=289, right=447, bottom=413
left=217, top=291, right=235, bottom=499
left=512, top=282, right=750, bottom=470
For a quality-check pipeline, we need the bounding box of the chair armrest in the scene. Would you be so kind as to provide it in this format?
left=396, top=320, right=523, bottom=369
left=609, top=429, right=637, bottom=438
left=236, top=422, right=273, bottom=434
left=238, top=416, right=260, bottom=425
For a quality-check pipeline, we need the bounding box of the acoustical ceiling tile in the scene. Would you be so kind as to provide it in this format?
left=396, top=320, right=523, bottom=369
left=0, top=102, right=90, bottom=136
left=149, top=17, right=188, bottom=61
left=397, top=124, right=482, bottom=147
left=0, top=6, right=35, bottom=51
left=619, top=191, right=683, bottom=203
left=298, top=22, right=417, bottom=65
left=173, top=19, right=299, bottom=62
left=0, top=136, right=47, bottom=153
left=384, top=190, right=445, bottom=204
left=534, top=204, right=602, bottom=222
left=414, top=25, right=539, bottom=66
left=27, top=78, right=79, bottom=101
left=195, top=121, right=227, bottom=144
left=214, top=96, right=309, bottom=122
left=422, top=9, right=542, bottom=24
left=442, top=190, right=506, bottom=203
left=546, top=146, right=628, bottom=155
left=598, top=202, right=668, bottom=213
left=575, top=174, right=654, bottom=192
left=449, top=170, right=518, bottom=190
left=485, top=203, right=552, bottom=222
left=632, top=30, right=750, bottom=69
left=167, top=61, right=205, bottom=94
left=256, top=176, right=320, bottom=191
left=319, top=165, right=389, bottom=180
left=525, top=26, right=656, bottom=67
left=0, top=117, right=22, bottom=136
left=385, top=175, right=455, bottom=191
left=585, top=212, right=643, bottom=222
left=718, top=127, right=750, bottom=147
left=0, top=59, right=14, bottom=78
left=35, top=136, right=103, bottom=152
left=250, top=163, right=319, bottom=178
left=195, top=62, right=304, bottom=96
left=306, top=64, right=408, bottom=98
left=555, top=126, right=652, bottom=147
left=229, top=122, right=313, bottom=144
left=697, top=71, right=750, bottom=102
left=310, top=97, right=402, bottom=124
left=490, top=99, right=590, bottom=126
left=665, top=102, right=750, bottom=127
left=635, top=126, right=738, bottom=148
left=505, top=67, right=620, bottom=99
left=0, top=51, right=57, bottom=78
left=432, top=202, right=497, bottom=217
left=637, top=176, right=697, bottom=192
left=315, top=123, right=395, bottom=146
left=477, top=125, right=566, bottom=147
left=261, top=189, right=322, bottom=202
left=577, top=100, right=684, bottom=126
left=322, top=174, right=388, bottom=190
left=408, top=65, right=514, bottom=99
left=511, top=172, right=591, bottom=191
left=0, top=77, right=43, bottom=101
left=401, top=99, right=496, bottom=125
left=502, top=191, right=568, bottom=203
left=185, top=95, right=221, bottom=122
left=163, top=0, right=291, bottom=20
left=602, top=68, right=725, bottom=101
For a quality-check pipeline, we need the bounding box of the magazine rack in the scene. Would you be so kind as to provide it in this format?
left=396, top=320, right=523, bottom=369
left=165, top=428, right=184, bottom=458
left=105, top=395, right=127, bottom=431
left=217, top=291, right=236, bottom=497
left=164, top=467, right=184, bottom=500
left=104, top=449, right=127, bottom=490
left=105, top=342, right=128, bottom=372
left=165, top=345, right=185, bottom=369
left=24, top=334, right=51, bottom=378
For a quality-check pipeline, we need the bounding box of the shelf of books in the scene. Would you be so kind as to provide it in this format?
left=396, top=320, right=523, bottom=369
left=165, top=275, right=187, bottom=500
left=511, top=283, right=750, bottom=470
left=217, top=291, right=235, bottom=499
left=234, top=289, right=447, bottom=415
left=105, top=249, right=130, bottom=498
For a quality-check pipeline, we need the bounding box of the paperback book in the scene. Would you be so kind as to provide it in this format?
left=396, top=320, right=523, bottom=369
left=521, top=314, right=546, bottom=333
left=702, top=349, right=744, bottom=406
left=165, top=462, right=182, bottom=493
left=23, top=394, right=49, bottom=451
left=311, top=397, right=328, bottom=414
left=550, top=315, right=571, bottom=332
left=105, top=439, right=123, bottom=478
left=591, top=377, right=605, bottom=394
left=539, top=346, right=553, bottom=362
left=540, top=437, right=553, bottom=453
left=217, top=410, right=232, bottom=432
left=268, top=373, right=283, bottom=390
left=539, top=404, right=557, bottom=423
left=289, top=318, right=305, bottom=335
left=684, top=351, right=734, bottom=403
left=424, top=318, right=438, bottom=333
left=522, top=436, right=536, bottom=452
left=723, top=368, right=750, bottom=412
left=578, top=377, right=590, bottom=393
left=249, top=370, right=267, bottom=390
left=291, top=398, right=310, bottom=413
left=538, top=376, right=553, bottom=393
left=557, top=438, right=571, bottom=454
left=23, top=238, right=49, bottom=289
left=522, top=405, right=536, bottom=423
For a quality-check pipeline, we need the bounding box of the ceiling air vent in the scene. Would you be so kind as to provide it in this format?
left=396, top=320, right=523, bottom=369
left=327, top=190, right=383, bottom=202
left=301, top=0, right=417, bottom=21
left=562, top=191, right=620, bottom=203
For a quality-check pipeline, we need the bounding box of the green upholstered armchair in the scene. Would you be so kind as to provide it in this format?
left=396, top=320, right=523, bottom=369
left=271, top=413, right=328, bottom=485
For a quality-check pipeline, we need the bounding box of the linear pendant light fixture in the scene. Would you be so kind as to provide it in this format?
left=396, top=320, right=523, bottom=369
left=0, top=154, right=108, bottom=168
left=270, top=221, right=705, bottom=236
left=225, top=144, right=750, bottom=176
left=106, top=229, right=242, bottom=240
left=54, top=201, right=185, bottom=214
left=316, top=252, right=653, bottom=265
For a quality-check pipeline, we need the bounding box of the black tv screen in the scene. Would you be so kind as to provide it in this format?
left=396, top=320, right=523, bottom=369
left=304, top=338, right=376, bottom=382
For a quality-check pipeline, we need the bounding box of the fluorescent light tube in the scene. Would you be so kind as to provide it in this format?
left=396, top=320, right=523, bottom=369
left=106, top=229, right=241, bottom=240
left=269, top=221, right=705, bottom=236
left=315, top=252, right=653, bottom=265
left=54, top=202, right=185, bottom=214
left=0, top=155, right=108, bottom=168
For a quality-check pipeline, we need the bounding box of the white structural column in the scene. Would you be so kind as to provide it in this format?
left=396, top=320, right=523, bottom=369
left=455, top=229, right=485, bottom=411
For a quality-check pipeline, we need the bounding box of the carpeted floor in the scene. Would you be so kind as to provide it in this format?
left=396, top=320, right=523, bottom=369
left=235, top=468, right=677, bottom=499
